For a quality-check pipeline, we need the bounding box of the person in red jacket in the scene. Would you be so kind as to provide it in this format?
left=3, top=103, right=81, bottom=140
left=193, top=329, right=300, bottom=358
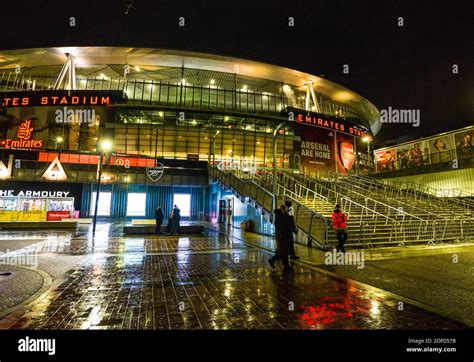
left=332, top=204, right=348, bottom=252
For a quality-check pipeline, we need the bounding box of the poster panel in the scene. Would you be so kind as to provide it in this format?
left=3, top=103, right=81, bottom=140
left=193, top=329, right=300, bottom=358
left=374, top=148, right=397, bottom=172
left=296, top=125, right=336, bottom=174
left=454, top=128, right=474, bottom=161
left=336, top=133, right=356, bottom=174
left=428, top=134, right=456, bottom=164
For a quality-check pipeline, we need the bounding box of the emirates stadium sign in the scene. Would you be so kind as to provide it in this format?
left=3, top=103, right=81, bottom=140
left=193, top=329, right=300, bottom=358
left=0, top=90, right=126, bottom=108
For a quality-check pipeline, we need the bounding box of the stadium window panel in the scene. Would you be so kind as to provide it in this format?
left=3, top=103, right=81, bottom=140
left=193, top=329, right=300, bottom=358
left=126, top=193, right=147, bottom=216
left=90, top=192, right=112, bottom=216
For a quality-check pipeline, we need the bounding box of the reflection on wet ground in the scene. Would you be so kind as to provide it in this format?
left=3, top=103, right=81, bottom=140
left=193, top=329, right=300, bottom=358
left=0, top=223, right=467, bottom=330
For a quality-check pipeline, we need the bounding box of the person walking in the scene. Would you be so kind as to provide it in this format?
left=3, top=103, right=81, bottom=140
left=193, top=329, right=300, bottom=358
left=332, top=204, right=348, bottom=252
left=285, top=200, right=300, bottom=260
left=155, top=206, right=164, bottom=234
left=171, top=204, right=181, bottom=235
left=268, top=205, right=294, bottom=274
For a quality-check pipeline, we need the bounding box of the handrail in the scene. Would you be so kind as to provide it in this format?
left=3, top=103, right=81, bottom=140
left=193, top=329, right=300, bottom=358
left=283, top=171, right=428, bottom=223
left=357, top=175, right=473, bottom=210
left=208, top=166, right=329, bottom=248
left=337, top=175, right=451, bottom=218
left=262, top=170, right=406, bottom=224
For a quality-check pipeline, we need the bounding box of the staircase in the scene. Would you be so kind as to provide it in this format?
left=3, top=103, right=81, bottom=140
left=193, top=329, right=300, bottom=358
left=292, top=172, right=474, bottom=245
left=209, top=166, right=474, bottom=249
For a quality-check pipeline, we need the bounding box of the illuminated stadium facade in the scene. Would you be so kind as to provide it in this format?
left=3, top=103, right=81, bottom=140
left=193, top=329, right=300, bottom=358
left=0, top=47, right=381, bottom=221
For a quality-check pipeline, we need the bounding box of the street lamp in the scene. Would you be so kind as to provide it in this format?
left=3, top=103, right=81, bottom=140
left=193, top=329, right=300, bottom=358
left=272, top=122, right=286, bottom=219
left=362, top=136, right=372, bottom=173
left=55, top=136, right=64, bottom=150
left=92, top=139, right=113, bottom=236
left=210, top=130, right=220, bottom=167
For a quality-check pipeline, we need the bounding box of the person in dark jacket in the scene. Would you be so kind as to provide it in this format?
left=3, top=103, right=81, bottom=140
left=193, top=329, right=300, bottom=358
left=171, top=204, right=181, bottom=235
left=332, top=204, right=348, bottom=252
left=155, top=206, right=164, bottom=234
left=268, top=205, right=294, bottom=273
left=285, top=200, right=299, bottom=260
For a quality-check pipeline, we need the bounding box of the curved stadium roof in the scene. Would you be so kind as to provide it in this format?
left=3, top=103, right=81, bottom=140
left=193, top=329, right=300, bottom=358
left=0, top=47, right=381, bottom=134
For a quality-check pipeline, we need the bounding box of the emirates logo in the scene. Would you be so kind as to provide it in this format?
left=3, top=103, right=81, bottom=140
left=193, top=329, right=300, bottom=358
left=18, top=120, right=34, bottom=140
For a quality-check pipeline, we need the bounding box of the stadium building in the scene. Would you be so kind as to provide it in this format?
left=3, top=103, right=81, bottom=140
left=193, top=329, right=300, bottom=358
left=0, top=47, right=380, bottom=227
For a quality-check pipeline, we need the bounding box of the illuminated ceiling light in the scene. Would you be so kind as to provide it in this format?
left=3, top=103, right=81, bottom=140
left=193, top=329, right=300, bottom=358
left=135, top=66, right=140, bottom=71
left=99, top=73, right=107, bottom=79
left=241, top=85, right=248, bottom=91
left=210, top=79, right=215, bottom=85
left=159, top=112, right=164, bottom=117
left=333, top=91, right=353, bottom=102
left=181, top=78, right=186, bottom=85
left=224, top=116, right=229, bottom=121
left=192, top=119, right=197, bottom=125
left=55, top=136, right=64, bottom=144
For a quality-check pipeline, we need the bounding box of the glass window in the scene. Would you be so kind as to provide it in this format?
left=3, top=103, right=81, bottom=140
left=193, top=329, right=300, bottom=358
left=173, top=193, right=191, bottom=217
left=126, top=193, right=147, bottom=216
left=90, top=191, right=112, bottom=216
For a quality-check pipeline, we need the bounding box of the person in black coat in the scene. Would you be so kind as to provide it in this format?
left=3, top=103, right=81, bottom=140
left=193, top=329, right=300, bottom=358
left=171, top=205, right=181, bottom=235
left=268, top=205, right=294, bottom=273
left=285, top=200, right=299, bottom=260
left=155, top=206, right=164, bottom=234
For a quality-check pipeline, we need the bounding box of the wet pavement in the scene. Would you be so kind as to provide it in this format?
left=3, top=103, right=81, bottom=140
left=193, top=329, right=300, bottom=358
left=0, top=223, right=469, bottom=330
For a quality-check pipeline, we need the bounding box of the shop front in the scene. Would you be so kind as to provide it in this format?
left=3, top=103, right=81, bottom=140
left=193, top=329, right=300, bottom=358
left=0, top=182, right=83, bottom=222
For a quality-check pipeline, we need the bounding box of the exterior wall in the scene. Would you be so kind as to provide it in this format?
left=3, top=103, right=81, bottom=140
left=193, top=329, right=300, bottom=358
left=81, top=183, right=210, bottom=220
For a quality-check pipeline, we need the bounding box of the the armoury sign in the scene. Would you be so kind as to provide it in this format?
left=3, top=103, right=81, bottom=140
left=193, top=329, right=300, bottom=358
left=0, top=90, right=127, bottom=108
left=146, top=163, right=165, bottom=182
left=0, top=190, right=71, bottom=197
left=0, top=120, right=44, bottom=149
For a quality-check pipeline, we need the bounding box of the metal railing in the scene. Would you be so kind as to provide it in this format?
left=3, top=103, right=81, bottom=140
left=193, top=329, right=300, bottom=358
left=354, top=175, right=473, bottom=211
left=209, top=166, right=329, bottom=248
left=295, top=171, right=474, bottom=243
left=261, top=170, right=434, bottom=247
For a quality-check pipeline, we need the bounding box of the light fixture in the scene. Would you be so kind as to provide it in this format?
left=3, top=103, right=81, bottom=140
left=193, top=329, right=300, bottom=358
left=99, top=139, right=113, bottom=152
left=362, top=136, right=371, bottom=143
left=210, top=79, right=215, bottom=85
left=55, top=136, right=64, bottom=144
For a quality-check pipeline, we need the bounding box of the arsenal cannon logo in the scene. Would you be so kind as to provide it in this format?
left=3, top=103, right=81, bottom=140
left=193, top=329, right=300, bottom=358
left=146, top=163, right=164, bottom=182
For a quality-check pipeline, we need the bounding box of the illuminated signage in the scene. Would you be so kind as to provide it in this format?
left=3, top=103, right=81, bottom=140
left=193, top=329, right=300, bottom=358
left=288, top=107, right=372, bottom=140
left=146, top=163, right=165, bottom=182
left=0, top=90, right=127, bottom=108
left=0, top=155, right=13, bottom=179
left=42, top=157, right=67, bottom=181
left=0, top=190, right=70, bottom=197
left=0, top=120, right=44, bottom=149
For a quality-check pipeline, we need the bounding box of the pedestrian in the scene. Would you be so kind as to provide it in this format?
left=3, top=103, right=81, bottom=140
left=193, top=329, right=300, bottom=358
left=171, top=204, right=181, bottom=235
left=165, top=212, right=173, bottom=234
left=268, top=205, right=294, bottom=274
left=332, top=204, right=348, bottom=252
left=155, top=206, right=164, bottom=234
left=285, top=200, right=299, bottom=260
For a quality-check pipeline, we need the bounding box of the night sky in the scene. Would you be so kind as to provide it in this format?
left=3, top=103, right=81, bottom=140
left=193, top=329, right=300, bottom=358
left=0, top=0, right=472, bottom=146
